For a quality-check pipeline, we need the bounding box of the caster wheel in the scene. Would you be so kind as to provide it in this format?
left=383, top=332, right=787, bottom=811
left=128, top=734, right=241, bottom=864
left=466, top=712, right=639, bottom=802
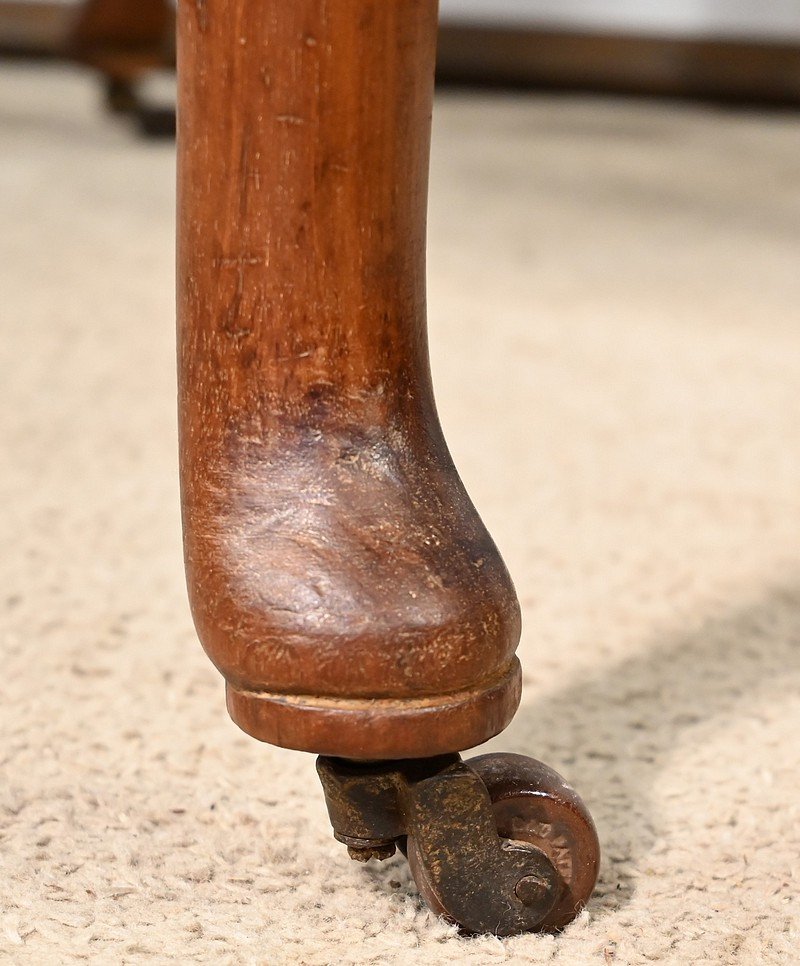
left=407, top=753, right=600, bottom=933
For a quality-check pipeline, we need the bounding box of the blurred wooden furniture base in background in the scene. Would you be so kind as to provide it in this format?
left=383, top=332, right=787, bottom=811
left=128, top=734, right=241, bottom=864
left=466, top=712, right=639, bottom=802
left=0, top=0, right=172, bottom=63
left=0, top=0, right=174, bottom=133
left=436, top=25, right=800, bottom=105
left=2, top=0, right=800, bottom=108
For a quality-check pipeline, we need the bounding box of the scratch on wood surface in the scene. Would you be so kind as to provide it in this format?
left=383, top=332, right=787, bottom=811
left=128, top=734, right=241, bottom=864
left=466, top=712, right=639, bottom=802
left=213, top=255, right=265, bottom=269
left=195, top=0, right=208, bottom=32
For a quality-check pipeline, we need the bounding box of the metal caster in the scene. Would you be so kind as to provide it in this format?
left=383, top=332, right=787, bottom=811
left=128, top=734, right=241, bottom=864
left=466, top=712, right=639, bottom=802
left=317, top=753, right=600, bottom=937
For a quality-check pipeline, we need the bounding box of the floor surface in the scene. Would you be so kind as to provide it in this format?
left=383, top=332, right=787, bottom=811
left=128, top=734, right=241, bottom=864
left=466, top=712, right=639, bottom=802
left=1, top=64, right=799, bottom=964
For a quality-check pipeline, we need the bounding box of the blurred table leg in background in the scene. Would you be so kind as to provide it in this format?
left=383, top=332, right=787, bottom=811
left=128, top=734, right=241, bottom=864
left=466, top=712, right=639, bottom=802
left=1, top=1, right=800, bottom=127
left=0, top=0, right=174, bottom=134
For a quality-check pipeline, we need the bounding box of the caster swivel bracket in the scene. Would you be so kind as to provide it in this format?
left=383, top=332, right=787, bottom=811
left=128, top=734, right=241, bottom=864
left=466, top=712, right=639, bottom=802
left=317, top=755, right=563, bottom=936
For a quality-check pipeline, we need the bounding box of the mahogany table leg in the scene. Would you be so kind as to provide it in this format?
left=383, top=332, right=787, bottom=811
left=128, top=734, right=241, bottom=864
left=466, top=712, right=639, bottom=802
left=176, top=0, right=599, bottom=934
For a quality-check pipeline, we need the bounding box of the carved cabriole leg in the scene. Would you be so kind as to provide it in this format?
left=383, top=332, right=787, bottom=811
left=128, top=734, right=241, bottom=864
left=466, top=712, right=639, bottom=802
left=177, top=0, right=521, bottom=760
left=177, top=0, right=600, bottom=933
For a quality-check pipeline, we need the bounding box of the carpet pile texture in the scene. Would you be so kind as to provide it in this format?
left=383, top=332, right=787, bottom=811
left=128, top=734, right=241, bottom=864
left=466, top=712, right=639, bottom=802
left=1, top=64, right=799, bottom=964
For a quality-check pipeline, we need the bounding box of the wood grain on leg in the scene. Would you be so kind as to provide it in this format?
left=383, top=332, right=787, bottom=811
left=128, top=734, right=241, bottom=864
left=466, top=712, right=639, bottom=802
left=177, top=0, right=522, bottom=759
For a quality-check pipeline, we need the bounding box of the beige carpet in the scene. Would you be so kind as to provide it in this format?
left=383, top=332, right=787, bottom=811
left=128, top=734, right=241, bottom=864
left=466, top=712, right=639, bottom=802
left=2, top=62, right=799, bottom=965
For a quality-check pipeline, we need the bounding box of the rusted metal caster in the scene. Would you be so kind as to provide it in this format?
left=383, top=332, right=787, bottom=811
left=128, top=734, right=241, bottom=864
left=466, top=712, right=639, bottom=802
left=317, top=753, right=599, bottom=937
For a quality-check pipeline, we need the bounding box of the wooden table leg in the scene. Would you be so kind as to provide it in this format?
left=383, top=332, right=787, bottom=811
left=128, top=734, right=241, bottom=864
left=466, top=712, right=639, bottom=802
left=176, top=0, right=599, bottom=934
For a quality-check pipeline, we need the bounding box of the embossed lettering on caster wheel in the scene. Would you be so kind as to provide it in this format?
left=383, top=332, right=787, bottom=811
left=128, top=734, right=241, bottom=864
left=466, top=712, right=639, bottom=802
left=406, top=753, right=600, bottom=933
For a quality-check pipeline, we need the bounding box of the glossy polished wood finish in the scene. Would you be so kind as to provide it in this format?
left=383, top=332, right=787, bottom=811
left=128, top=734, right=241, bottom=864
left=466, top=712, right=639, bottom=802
left=177, top=0, right=522, bottom=759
